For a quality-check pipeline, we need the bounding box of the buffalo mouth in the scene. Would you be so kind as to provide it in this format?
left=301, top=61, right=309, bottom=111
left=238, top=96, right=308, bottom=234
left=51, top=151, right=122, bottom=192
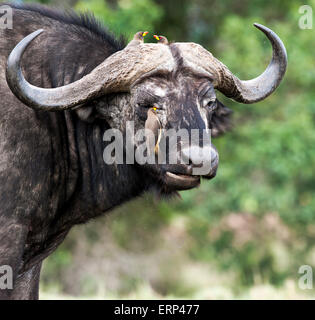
left=144, top=161, right=218, bottom=192
left=164, top=171, right=200, bottom=190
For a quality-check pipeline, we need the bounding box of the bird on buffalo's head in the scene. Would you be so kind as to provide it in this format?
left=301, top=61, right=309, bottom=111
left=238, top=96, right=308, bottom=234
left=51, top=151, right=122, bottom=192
left=154, top=35, right=169, bottom=45
left=6, top=24, right=287, bottom=194
left=127, top=31, right=149, bottom=47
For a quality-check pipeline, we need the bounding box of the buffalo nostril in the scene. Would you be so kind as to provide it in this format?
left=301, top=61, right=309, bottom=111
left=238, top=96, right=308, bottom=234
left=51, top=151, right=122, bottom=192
left=181, top=146, right=216, bottom=167
left=211, top=148, right=218, bottom=163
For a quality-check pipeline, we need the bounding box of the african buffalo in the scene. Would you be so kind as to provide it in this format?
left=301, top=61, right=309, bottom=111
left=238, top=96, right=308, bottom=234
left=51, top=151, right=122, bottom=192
left=0, top=3, right=287, bottom=299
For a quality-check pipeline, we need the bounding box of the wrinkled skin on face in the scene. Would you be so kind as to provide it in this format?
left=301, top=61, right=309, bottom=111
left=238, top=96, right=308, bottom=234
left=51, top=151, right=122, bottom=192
left=97, top=69, right=231, bottom=193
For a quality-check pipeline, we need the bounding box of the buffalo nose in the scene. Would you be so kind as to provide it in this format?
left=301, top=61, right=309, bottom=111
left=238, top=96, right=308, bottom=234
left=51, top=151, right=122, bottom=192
left=181, top=145, right=218, bottom=175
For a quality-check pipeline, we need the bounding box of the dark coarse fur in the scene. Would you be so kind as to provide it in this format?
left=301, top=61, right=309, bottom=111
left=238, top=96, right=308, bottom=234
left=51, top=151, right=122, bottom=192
left=0, top=3, right=151, bottom=300
left=0, top=3, right=232, bottom=300
left=7, top=2, right=125, bottom=50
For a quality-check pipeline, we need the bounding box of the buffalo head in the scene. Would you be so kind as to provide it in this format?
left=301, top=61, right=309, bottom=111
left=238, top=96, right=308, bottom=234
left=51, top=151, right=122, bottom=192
left=5, top=24, right=287, bottom=192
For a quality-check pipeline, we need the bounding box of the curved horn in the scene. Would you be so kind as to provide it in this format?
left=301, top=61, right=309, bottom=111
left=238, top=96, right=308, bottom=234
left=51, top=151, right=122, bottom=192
left=6, top=30, right=103, bottom=110
left=6, top=30, right=174, bottom=111
left=216, top=23, right=287, bottom=103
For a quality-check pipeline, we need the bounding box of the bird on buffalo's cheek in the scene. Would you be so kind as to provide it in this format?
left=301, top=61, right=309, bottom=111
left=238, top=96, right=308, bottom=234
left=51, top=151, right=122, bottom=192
left=6, top=24, right=287, bottom=195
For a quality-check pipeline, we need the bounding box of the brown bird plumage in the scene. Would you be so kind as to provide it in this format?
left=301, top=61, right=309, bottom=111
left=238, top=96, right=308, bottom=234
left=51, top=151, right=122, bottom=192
left=127, top=31, right=149, bottom=47
left=145, top=108, right=162, bottom=156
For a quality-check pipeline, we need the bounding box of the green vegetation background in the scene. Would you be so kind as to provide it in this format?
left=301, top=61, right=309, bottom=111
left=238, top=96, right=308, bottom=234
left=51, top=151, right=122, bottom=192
left=23, top=0, right=315, bottom=298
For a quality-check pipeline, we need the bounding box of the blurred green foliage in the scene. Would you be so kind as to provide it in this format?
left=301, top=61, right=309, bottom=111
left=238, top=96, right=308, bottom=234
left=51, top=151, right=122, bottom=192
left=75, top=0, right=162, bottom=39
left=19, top=0, right=315, bottom=297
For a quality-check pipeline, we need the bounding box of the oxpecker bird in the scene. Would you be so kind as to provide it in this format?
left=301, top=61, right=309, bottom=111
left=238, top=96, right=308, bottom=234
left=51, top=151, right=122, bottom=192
left=127, top=31, right=149, bottom=47
left=145, top=108, right=162, bottom=156
left=153, top=35, right=169, bottom=45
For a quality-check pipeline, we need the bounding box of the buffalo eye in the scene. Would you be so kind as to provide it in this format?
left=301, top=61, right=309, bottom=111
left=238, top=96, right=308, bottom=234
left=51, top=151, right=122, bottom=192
left=205, top=99, right=217, bottom=112
left=136, top=104, right=148, bottom=121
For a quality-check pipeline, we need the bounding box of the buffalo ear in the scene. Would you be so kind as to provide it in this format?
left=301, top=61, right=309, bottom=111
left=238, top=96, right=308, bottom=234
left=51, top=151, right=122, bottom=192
left=211, top=99, right=233, bottom=137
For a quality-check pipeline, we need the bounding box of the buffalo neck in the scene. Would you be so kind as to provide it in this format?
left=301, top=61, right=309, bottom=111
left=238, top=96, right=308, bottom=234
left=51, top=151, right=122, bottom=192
left=59, top=111, right=148, bottom=224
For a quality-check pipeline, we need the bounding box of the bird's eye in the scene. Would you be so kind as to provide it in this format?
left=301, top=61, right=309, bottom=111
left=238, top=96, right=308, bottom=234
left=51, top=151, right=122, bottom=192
left=144, top=105, right=160, bottom=110
left=139, top=104, right=156, bottom=109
